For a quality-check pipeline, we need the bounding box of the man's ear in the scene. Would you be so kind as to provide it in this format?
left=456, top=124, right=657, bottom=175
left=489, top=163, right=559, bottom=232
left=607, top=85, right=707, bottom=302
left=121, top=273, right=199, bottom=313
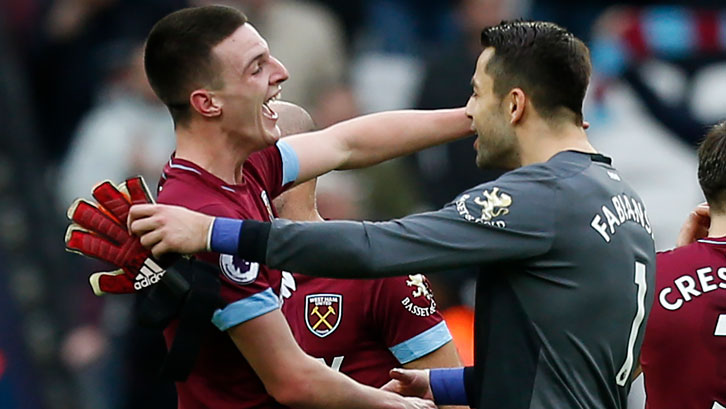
left=190, top=89, right=222, bottom=118
left=508, top=88, right=526, bottom=124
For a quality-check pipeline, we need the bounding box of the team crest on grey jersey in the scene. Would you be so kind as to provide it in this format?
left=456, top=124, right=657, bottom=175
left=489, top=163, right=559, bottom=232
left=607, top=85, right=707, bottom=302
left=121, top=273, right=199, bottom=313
left=219, top=254, right=259, bottom=285
left=456, top=187, right=512, bottom=226
left=305, top=294, right=342, bottom=338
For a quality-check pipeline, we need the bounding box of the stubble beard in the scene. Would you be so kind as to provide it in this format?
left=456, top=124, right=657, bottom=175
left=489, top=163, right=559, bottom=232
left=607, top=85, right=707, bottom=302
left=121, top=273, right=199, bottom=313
left=475, top=132, right=520, bottom=171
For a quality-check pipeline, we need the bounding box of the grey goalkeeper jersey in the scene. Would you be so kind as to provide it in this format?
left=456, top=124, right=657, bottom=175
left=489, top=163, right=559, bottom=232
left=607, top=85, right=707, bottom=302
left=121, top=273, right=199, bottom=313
left=264, top=151, right=656, bottom=409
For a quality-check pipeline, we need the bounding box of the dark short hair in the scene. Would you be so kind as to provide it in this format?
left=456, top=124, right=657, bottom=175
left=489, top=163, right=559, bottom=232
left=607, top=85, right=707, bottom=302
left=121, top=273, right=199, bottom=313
left=144, top=6, right=248, bottom=125
left=698, top=121, right=726, bottom=212
left=480, top=20, right=591, bottom=125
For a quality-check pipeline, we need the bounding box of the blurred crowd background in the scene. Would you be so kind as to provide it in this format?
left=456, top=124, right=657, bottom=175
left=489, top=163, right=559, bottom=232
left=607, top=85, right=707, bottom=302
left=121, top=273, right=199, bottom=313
left=1, top=0, right=725, bottom=408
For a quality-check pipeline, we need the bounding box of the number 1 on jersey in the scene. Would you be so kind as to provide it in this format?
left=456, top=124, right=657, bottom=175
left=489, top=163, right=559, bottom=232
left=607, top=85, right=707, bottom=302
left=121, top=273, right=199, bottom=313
left=715, top=314, right=726, bottom=336
left=616, top=261, right=647, bottom=386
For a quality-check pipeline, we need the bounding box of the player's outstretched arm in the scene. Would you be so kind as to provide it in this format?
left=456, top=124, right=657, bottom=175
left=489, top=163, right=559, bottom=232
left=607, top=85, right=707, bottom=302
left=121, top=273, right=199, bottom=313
left=284, top=108, right=471, bottom=185
left=129, top=177, right=555, bottom=273
left=228, top=308, right=435, bottom=409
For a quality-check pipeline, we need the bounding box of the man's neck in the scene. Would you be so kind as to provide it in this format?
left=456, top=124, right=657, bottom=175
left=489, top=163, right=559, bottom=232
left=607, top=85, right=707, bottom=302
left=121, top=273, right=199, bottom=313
left=174, top=122, right=257, bottom=185
left=708, top=211, right=726, bottom=238
left=518, top=120, right=596, bottom=166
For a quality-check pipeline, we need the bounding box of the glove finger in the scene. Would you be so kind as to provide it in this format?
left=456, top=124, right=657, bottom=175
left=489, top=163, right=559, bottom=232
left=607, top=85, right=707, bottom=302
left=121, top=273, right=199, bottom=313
left=67, top=199, right=127, bottom=244
left=92, top=180, right=131, bottom=224
left=125, top=176, right=155, bottom=205
left=65, top=226, right=124, bottom=265
left=90, top=269, right=135, bottom=295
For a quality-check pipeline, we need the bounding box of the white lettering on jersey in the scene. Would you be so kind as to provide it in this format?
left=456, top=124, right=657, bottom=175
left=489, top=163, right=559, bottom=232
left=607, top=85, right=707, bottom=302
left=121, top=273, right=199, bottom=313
left=590, top=194, right=652, bottom=242
left=658, top=266, right=726, bottom=311
left=317, top=356, right=345, bottom=371
left=715, top=316, right=726, bottom=337
left=279, top=271, right=296, bottom=305
left=401, top=297, right=436, bottom=317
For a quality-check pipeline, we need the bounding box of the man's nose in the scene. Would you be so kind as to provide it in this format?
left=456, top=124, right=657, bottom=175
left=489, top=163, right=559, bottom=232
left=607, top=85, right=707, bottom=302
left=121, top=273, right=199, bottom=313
left=270, top=57, right=289, bottom=85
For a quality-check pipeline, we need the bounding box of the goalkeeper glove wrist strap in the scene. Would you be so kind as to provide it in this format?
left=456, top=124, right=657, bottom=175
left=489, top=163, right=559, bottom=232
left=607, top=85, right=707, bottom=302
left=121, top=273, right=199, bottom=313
left=430, top=367, right=468, bottom=405
left=209, top=218, right=270, bottom=263
left=210, top=218, right=243, bottom=254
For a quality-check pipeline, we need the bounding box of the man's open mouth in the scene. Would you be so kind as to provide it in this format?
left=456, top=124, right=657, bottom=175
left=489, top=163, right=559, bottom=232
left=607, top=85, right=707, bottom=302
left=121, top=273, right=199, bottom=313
left=262, top=93, right=279, bottom=120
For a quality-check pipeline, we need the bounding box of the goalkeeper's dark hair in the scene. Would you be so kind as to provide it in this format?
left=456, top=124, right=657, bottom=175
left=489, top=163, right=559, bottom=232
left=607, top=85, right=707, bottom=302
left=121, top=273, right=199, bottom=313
left=698, top=121, right=726, bottom=213
left=480, top=20, right=591, bottom=126
left=144, top=6, right=247, bottom=126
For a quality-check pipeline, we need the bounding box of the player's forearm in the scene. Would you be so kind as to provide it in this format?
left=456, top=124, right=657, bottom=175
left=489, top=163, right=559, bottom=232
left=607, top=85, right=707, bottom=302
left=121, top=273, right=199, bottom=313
left=333, top=108, right=470, bottom=170
left=211, top=209, right=510, bottom=278
left=279, top=361, right=420, bottom=409
left=214, top=218, right=438, bottom=278
left=230, top=311, right=422, bottom=409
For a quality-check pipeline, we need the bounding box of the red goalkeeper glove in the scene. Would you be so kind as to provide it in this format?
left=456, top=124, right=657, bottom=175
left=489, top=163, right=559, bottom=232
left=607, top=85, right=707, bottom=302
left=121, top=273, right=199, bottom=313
left=65, top=176, right=173, bottom=295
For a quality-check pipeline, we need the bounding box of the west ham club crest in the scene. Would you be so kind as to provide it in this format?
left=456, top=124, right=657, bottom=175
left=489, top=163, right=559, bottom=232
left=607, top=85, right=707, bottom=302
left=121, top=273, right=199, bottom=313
left=305, top=294, right=342, bottom=338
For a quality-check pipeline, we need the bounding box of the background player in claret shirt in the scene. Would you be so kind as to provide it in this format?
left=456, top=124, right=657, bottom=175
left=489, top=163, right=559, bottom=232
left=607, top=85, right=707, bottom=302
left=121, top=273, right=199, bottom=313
left=271, top=103, right=462, bottom=387
left=141, top=5, right=469, bottom=409
left=129, top=21, right=657, bottom=409
left=638, top=121, right=726, bottom=409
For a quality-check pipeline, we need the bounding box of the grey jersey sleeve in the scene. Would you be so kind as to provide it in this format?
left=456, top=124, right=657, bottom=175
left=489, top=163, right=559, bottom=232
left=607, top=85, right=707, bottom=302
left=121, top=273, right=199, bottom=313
left=266, top=170, right=558, bottom=278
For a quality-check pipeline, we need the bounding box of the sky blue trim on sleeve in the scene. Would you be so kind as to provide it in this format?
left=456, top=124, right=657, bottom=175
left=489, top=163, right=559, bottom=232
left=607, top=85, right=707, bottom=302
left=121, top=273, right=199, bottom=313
left=276, top=140, right=299, bottom=186
left=211, top=218, right=243, bottom=255
left=389, top=321, right=453, bottom=364
left=212, top=288, right=280, bottom=331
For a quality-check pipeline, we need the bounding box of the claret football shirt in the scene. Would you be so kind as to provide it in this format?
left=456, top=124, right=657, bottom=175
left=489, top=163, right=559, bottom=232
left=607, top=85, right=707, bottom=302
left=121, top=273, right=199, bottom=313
left=641, top=237, right=726, bottom=409
left=158, top=145, right=290, bottom=409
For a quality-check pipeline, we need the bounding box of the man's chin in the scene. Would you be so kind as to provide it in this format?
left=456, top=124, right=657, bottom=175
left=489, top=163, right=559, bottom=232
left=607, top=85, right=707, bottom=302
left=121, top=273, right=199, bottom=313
left=264, top=125, right=281, bottom=144
left=476, top=153, right=518, bottom=171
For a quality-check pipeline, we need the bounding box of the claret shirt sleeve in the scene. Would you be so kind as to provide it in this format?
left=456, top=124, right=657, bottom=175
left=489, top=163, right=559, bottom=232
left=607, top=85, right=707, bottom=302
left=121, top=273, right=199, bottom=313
left=188, top=205, right=280, bottom=331
left=264, top=169, right=559, bottom=278
left=245, top=142, right=299, bottom=199
left=372, top=275, right=452, bottom=364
